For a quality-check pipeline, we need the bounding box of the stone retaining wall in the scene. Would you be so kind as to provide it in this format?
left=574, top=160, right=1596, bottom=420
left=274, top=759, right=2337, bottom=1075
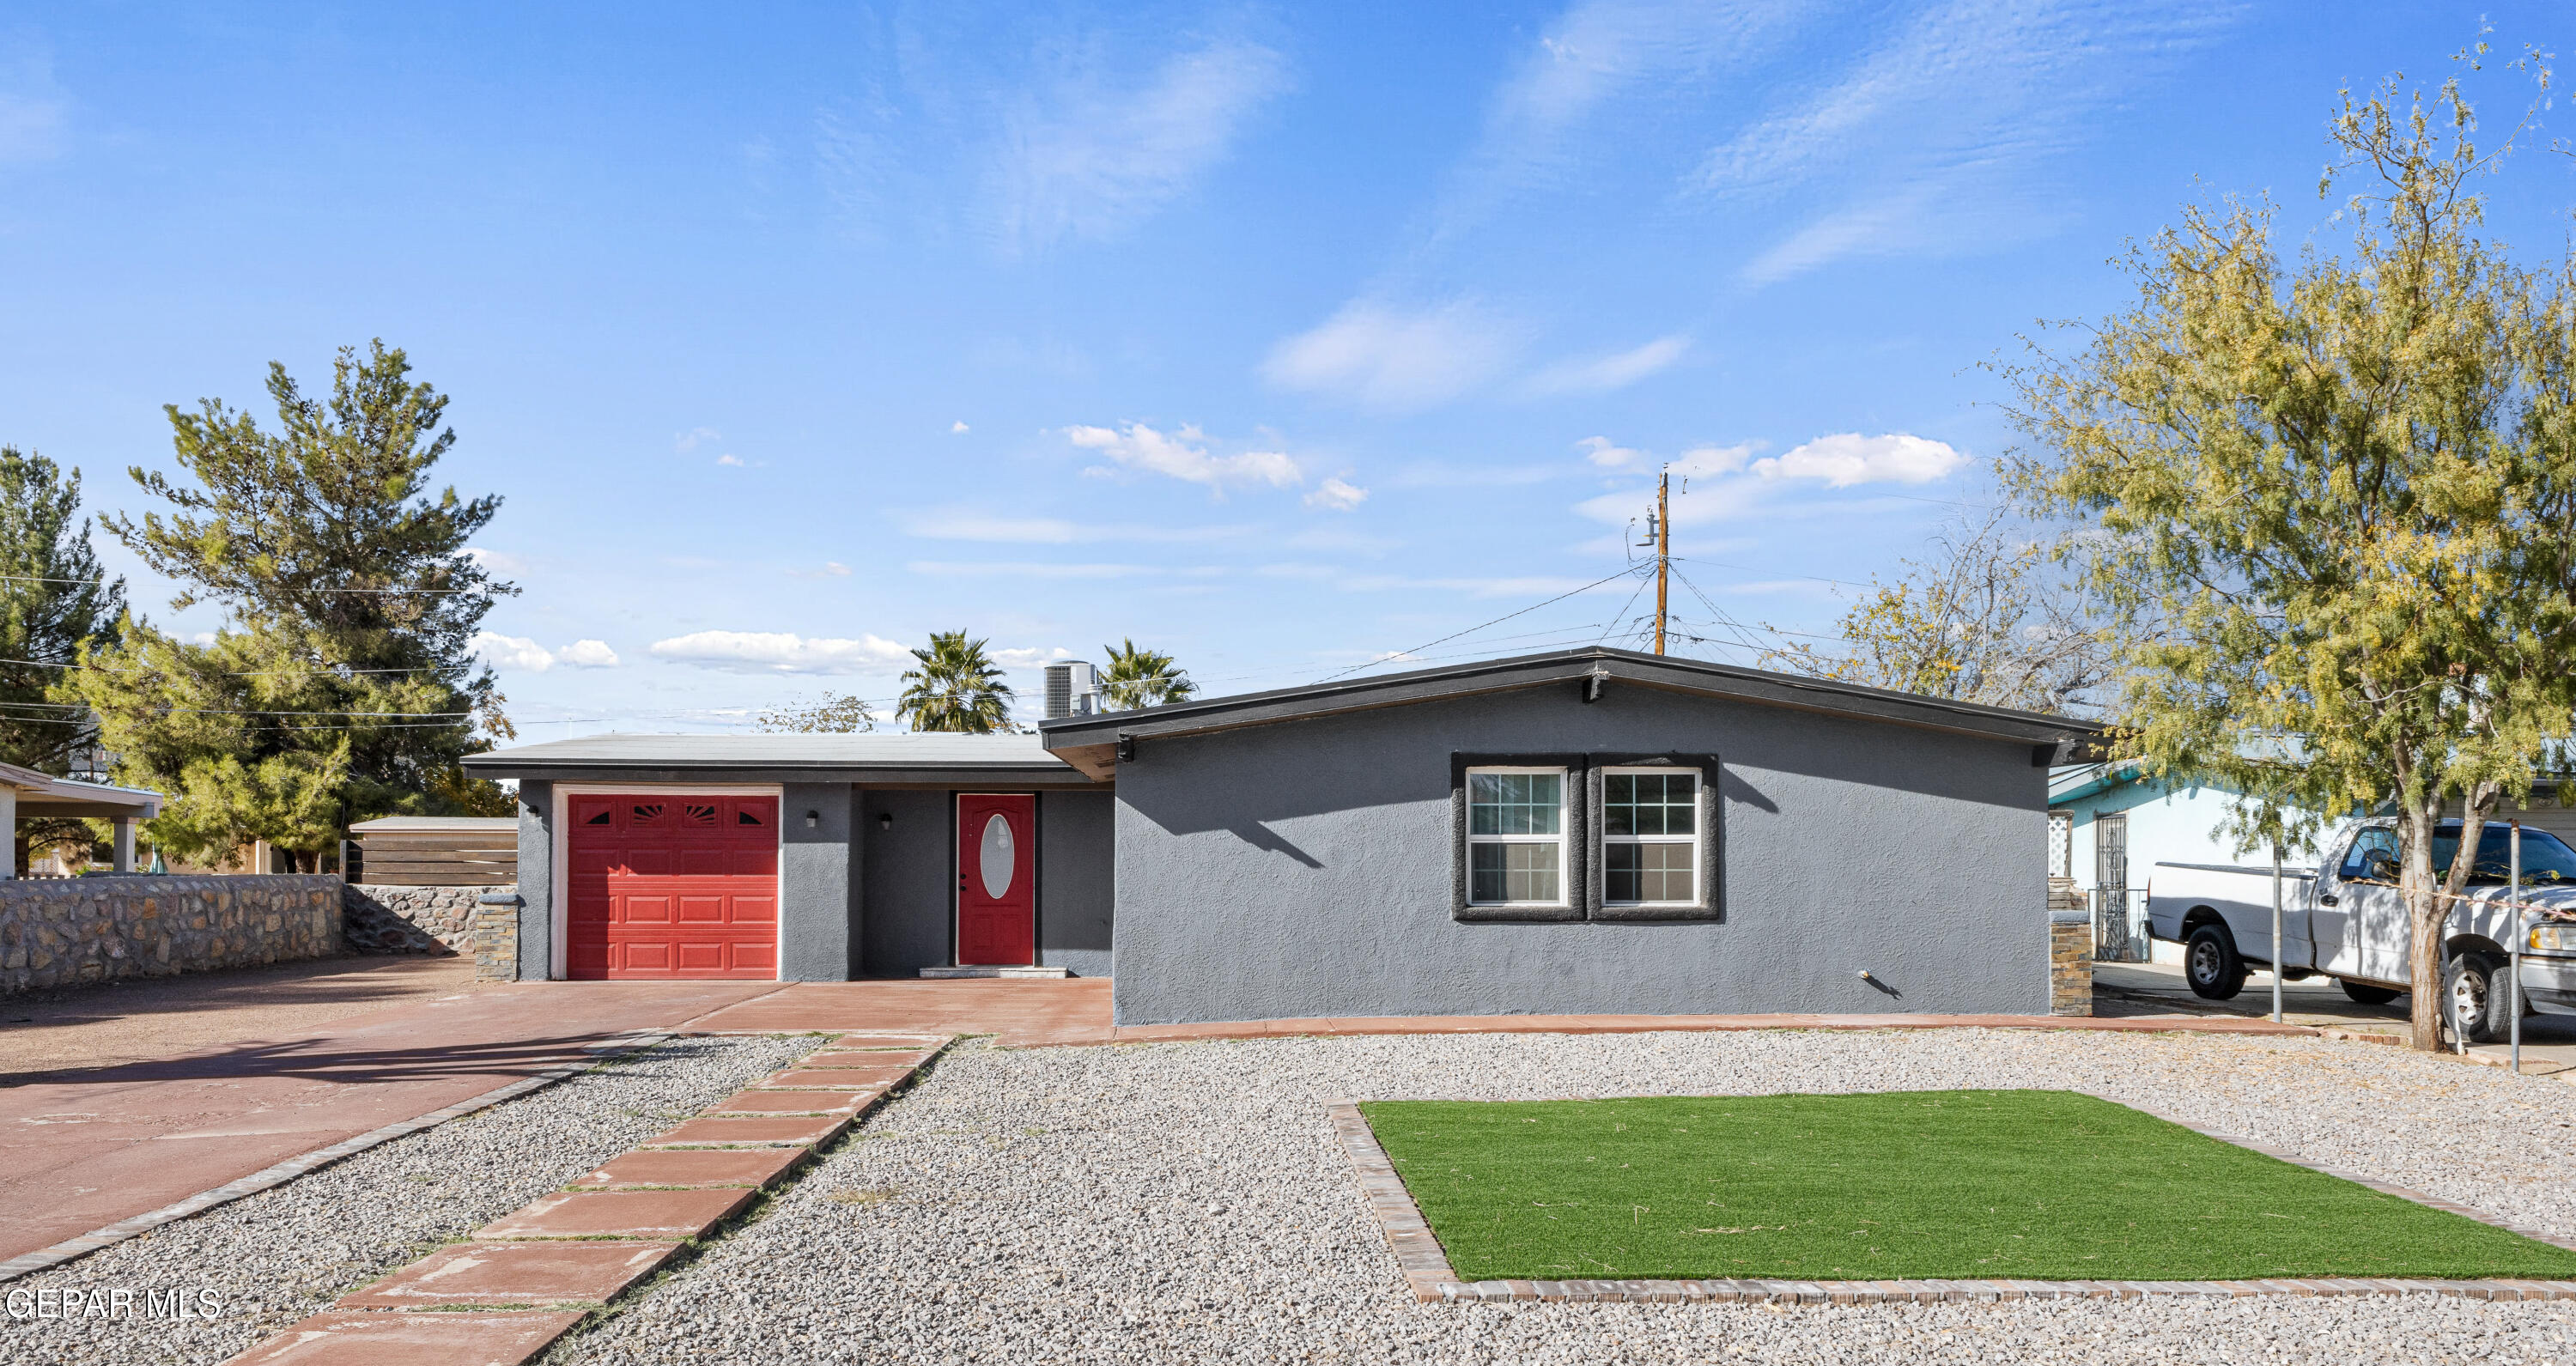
left=342, top=883, right=489, bottom=955
left=2048, top=877, right=2093, bottom=1017
left=0, top=875, right=343, bottom=996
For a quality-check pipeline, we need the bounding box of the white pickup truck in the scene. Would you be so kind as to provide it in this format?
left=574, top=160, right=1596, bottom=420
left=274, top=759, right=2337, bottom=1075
left=2146, top=818, right=2576, bottom=1040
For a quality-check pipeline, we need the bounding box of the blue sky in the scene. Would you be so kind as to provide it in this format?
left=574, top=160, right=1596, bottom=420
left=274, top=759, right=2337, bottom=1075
left=3, top=3, right=2570, bottom=735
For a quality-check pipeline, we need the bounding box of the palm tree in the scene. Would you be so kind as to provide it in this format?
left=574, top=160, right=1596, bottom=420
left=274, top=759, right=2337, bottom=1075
left=1097, top=638, right=1196, bottom=710
left=896, top=631, right=1014, bottom=732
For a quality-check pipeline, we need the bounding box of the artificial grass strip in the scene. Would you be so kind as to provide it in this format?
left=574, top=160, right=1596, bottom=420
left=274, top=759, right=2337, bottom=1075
left=1359, top=1090, right=2576, bottom=1283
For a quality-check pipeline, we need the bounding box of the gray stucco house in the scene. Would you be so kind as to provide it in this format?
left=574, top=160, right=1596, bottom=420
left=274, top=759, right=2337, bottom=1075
left=462, top=647, right=2099, bottom=1025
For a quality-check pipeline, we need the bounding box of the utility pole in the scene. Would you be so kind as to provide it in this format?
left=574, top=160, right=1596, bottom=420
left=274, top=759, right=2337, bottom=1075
left=1654, top=465, right=1669, bottom=656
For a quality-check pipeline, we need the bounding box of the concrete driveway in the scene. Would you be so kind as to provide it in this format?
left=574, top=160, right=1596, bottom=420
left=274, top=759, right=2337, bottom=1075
left=2094, top=959, right=2576, bottom=1074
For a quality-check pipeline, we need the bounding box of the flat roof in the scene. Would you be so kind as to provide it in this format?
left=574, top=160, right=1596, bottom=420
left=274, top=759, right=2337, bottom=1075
left=0, top=761, right=163, bottom=820
left=462, top=731, right=1091, bottom=786
left=350, top=816, right=519, bottom=833
left=1039, top=646, right=2105, bottom=780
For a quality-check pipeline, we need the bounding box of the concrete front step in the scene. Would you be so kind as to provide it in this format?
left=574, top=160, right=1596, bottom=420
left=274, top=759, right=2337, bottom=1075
left=335, top=1241, right=681, bottom=1309
left=919, top=964, right=1068, bottom=979
left=220, top=1308, right=587, bottom=1365
left=477, top=1187, right=755, bottom=1241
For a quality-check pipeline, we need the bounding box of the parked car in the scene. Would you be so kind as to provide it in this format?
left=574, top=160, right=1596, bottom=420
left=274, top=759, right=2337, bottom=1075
left=2146, top=819, right=2576, bottom=1040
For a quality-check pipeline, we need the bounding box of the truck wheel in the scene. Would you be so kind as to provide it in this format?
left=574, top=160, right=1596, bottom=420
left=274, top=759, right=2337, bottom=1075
left=2446, top=954, right=2509, bottom=1044
left=2184, top=925, right=2248, bottom=1000
left=2340, top=980, right=2401, bottom=1005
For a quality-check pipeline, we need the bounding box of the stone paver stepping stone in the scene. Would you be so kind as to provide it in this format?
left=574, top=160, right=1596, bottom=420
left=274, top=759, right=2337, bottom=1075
left=477, top=1187, right=754, bottom=1241
left=220, top=1308, right=586, bottom=1365
left=641, top=1114, right=850, bottom=1147
left=708, top=1089, right=874, bottom=1114
left=762, top=1066, right=911, bottom=1089
left=335, top=1241, right=680, bottom=1308
left=572, top=1146, right=809, bottom=1190
left=805, top=1048, right=939, bottom=1068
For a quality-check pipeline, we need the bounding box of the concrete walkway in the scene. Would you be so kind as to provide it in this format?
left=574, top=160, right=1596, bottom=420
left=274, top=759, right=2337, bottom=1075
left=2094, top=960, right=2576, bottom=1074
left=0, top=954, right=477, bottom=1078
left=0, top=979, right=777, bottom=1265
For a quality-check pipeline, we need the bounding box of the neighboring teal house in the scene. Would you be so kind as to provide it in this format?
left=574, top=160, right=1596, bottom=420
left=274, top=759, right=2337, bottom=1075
left=2047, top=762, right=2298, bottom=964
left=2050, top=760, right=2576, bottom=962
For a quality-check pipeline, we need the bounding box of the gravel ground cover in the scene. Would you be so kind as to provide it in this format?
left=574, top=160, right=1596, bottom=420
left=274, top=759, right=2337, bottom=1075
left=550, top=1029, right=2576, bottom=1365
left=0, top=1031, right=823, bottom=1366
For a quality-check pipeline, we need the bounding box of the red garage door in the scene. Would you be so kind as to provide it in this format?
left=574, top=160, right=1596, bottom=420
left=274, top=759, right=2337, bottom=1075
left=566, top=794, right=777, bottom=980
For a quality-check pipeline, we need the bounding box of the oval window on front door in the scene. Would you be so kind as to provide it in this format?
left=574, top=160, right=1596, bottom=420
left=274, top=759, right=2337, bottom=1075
left=978, top=813, right=1015, bottom=899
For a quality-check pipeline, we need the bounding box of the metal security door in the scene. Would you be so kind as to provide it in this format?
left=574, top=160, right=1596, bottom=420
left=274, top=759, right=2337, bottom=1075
left=2094, top=814, right=2133, bottom=960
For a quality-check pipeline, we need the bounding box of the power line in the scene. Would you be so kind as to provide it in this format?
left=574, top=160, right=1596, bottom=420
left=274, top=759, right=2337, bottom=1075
left=1313, top=566, right=1649, bottom=684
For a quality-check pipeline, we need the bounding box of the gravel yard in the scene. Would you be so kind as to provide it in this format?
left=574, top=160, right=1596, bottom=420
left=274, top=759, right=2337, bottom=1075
left=551, top=1029, right=2576, bottom=1366
left=0, top=1032, right=822, bottom=1366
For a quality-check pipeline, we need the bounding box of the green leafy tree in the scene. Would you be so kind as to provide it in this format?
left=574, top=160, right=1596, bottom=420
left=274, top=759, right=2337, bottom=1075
left=896, top=631, right=1013, bottom=733
left=756, top=691, right=877, bottom=733
left=0, top=448, right=125, bottom=774
left=2008, top=57, right=2576, bottom=1049
left=64, top=342, right=517, bottom=868
left=1097, top=638, right=1196, bottom=710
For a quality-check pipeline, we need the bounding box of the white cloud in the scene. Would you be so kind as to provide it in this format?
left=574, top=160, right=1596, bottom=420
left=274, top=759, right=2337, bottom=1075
left=1751, top=433, right=1963, bottom=486
left=1577, top=436, right=1644, bottom=470
left=460, top=547, right=531, bottom=576
left=716, top=453, right=747, bottom=468
left=1698, top=0, right=2232, bottom=282
left=475, top=633, right=623, bottom=672
left=1066, top=423, right=1301, bottom=495
left=1261, top=301, right=1527, bottom=412
left=1434, top=0, right=1808, bottom=236
left=647, top=630, right=914, bottom=675
left=951, top=420, right=969, bottom=434
left=1303, top=477, right=1368, bottom=512
left=675, top=427, right=721, bottom=454
left=987, top=38, right=1291, bottom=252
left=993, top=646, right=1074, bottom=669
left=1672, top=442, right=1757, bottom=477
left=787, top=562, right=853, bottom=580
left=1528, top=335, right=1690, bottom=396
left=1571, top=434, right=1950, bottom=527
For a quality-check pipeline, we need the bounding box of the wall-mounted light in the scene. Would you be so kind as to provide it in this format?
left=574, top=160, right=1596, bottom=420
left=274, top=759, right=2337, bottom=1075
left=805, top=810, right=819, bottom=829
left=879, top=812, right=893, bottom=830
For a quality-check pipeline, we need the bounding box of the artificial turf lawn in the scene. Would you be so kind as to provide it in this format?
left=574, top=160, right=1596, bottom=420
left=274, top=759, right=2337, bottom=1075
left=1359, top=1090, right=2576, bottom=1283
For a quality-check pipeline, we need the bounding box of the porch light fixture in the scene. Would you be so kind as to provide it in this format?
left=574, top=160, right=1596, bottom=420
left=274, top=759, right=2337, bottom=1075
left=879, top=813, right=893, bottom=830
left=805, top=810, right=819, bottom=829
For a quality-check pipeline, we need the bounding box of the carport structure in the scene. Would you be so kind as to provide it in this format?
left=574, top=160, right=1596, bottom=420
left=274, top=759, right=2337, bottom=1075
left=0, top=760, right=163, bottom=876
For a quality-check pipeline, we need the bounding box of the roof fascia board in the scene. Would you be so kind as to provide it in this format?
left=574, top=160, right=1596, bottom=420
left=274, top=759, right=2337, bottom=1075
left=1042, top=651, right=2099, bottom=753
left=465, top=763, right=1101, bottom=788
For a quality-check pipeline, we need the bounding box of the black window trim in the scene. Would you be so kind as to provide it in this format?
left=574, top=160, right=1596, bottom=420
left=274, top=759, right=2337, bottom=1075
left=1587, top=752, right=1722, bottom=922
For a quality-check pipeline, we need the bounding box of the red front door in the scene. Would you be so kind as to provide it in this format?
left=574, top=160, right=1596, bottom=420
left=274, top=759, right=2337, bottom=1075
left=956, top=792, right=1035, bottom=967
left=566, top=793, right=778, bottom=980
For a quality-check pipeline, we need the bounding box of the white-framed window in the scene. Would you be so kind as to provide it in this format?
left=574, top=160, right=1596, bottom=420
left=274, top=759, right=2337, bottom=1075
left=1601, top=768, right=1698, bottom=905
left=1466, top=767, right=1568, bottom=906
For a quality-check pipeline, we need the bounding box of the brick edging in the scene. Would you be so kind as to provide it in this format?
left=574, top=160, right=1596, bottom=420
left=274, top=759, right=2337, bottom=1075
left=1326, top=1099, right=2576, bottom=1305
left=0, top=1029, right=672, bottom=1284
